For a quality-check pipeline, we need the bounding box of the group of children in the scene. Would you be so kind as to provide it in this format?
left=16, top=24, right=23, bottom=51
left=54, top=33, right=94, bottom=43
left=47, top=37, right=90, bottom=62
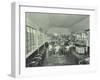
left=47, top=41, right=74, bottom=56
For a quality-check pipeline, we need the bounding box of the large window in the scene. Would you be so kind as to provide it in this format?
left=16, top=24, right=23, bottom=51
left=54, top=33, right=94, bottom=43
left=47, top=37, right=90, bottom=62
left=37, top=31, right=44, bottom=47
left=26, top=26, right=36, bottom=54
left=26, top=25, right=48, bottom=56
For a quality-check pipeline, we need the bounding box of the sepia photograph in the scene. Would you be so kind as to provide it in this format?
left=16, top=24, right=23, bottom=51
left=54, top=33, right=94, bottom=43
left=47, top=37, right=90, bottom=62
left=25, top=12, right=90, bottom=67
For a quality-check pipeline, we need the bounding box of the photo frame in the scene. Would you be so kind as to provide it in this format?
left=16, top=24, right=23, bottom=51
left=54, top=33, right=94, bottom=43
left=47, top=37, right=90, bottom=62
left=11, top=2, right=96, bottom=78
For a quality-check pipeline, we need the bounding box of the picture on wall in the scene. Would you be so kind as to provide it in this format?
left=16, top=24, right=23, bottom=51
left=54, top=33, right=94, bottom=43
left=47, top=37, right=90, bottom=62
left=25, top=12, right=90, bottom=67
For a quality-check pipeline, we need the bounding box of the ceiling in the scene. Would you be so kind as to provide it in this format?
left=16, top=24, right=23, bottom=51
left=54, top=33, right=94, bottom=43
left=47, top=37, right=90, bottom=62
left=26, top=12, right=89, bottom=31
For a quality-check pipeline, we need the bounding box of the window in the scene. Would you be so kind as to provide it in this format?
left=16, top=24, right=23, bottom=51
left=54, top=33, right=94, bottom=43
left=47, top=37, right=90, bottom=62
left=26, top=26, right=36, bottom=54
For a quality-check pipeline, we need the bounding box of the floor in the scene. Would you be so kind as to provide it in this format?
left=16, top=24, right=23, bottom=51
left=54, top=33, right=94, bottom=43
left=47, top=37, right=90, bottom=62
left=42, top=50, right=78, bottom=66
